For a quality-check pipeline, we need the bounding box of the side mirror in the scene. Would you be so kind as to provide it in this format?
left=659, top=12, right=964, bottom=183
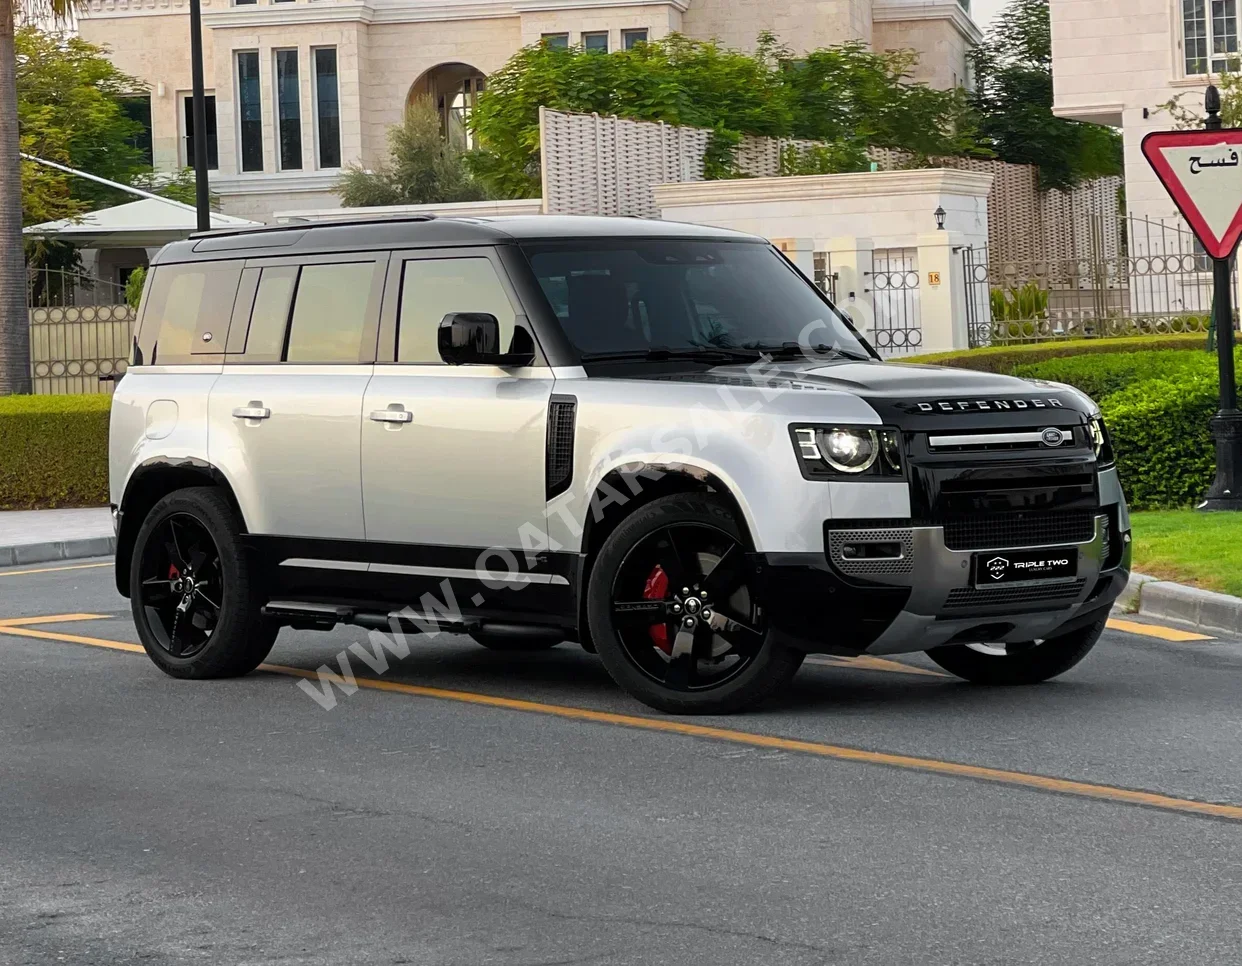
left=438, top=313, right=535, bottom=367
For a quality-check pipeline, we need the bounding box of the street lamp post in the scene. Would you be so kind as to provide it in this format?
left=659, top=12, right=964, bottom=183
left=188, top=0, right=211, bottom=233
left=1200, top=84, right=1242, bottom=510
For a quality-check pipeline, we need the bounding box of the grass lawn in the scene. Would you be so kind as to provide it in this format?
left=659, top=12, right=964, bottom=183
left=1129, top=510, right=1242, bottom=598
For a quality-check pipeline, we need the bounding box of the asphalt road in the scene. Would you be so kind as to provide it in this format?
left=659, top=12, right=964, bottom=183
left=3, top=558, right=1242, bottom=966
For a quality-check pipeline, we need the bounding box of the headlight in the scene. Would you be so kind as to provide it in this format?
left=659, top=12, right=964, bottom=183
left=792, top=426, right=904, bottom=479
left=1088, top=415, right=1115, bottom=465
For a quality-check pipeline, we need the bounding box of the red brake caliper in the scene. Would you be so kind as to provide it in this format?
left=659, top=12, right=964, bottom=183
left=643, top=564, right=672, bottom=654
left=168, top=563, right=180, bottom=580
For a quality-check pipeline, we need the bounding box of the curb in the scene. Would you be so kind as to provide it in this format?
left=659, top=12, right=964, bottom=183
left=0, top=536, right=116, bottom=568
left=1115, top=571, right=1242, bottom=638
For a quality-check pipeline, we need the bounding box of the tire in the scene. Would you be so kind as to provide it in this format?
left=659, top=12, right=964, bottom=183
left=587, top=493, right=804, bottom=715
left=130, top=486, right=277, bottom=679
left=926, top=615, right=1107, bottom=686
left=469, top=630, right=561, bottom=652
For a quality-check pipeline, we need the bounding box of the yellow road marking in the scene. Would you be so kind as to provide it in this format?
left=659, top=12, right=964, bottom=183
left=810, top=655, right=948, bottom=678
left=0, top=613, right=110, bottom=628
left=0, top=562, right=111, bottom=579
left=3, top=618, right=1242, bottom=824
left=1107, top=618, right=1214, bottom=643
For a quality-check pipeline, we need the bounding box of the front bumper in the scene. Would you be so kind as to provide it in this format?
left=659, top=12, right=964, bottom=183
left=753, top=516, right=1131, bottom=656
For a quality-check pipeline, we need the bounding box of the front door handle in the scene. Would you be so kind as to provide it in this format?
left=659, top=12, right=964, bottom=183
left=232, top=402, right=271, bottom=420
left=370, top=405, right=413, bottom=424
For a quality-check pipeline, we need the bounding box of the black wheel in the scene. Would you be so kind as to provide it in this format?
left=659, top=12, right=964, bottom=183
left=469, top=630, right=561, bottom=651
left=926, top=615, right=1107, bottom=685
left=587, top=494, right=804, bottom=714
left=130, top=487, right=276, bottom=679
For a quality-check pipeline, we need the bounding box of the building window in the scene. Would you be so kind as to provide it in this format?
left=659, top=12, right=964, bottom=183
left=274, top=49, right=302, bottom=170
left=233, top=0, right=256, bottom=5
left=1185, top=0, right=1240, bottom=74
left=542, top=33, right=569, bottom=49
left=236, top=51, right=263, bottom=172
left=313, top=47, right=341, bottom=169
left=582, top=31, right=609, bottom=53
left=182, top=93, right=219, bottom=170
left=118, top=95, right=153, bottom=166
left=622, top=29, right=648, bottom=50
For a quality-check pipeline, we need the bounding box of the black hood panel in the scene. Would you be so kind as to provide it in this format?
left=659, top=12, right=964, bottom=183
left=633, top=359, right=1094, bottom=427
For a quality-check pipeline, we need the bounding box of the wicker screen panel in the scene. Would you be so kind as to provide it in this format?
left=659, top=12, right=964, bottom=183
left=540, top=109, right=1121, bottom=270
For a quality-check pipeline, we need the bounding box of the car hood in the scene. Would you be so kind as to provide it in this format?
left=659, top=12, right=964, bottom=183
left=632, top=358, right=1096, bottom=424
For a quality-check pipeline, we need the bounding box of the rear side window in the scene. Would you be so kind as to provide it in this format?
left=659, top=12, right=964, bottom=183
left=285, top=262, right=378, bottom=363
left=134, top=261, right=242, bottom=365
left=396, top=257, right=517, bottom=364
left=242, top=266, right=298, bottom=362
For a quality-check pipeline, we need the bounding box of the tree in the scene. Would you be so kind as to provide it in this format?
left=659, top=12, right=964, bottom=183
left=970, top=0, right=1122, bottom=190
left=17, top=27, right=150, bottom=224
left=336, top=96, right=487, bottom=207
left=467, top=33, right=982, bottom=199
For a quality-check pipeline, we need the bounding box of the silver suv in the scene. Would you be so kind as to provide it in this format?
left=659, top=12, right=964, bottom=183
left=109, top=215, right=1131, bottom=714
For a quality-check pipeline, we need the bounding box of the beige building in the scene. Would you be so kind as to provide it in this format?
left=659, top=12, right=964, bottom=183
left=1050, top=0, right=1225, bottom=233
left=80, top=0, right=981, bottom=221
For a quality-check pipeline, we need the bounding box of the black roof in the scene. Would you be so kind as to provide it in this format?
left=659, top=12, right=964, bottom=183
left=151, top=214, right=762, bottom=264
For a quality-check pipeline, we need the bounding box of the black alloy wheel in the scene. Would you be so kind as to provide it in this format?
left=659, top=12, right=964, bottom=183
left=610, top=522, right=764, bottom=693
left=138, top=512, right=223, bottom=659
left=130, top=487, right=277, bottom=679
left=588, top=494, right=804, bottom=714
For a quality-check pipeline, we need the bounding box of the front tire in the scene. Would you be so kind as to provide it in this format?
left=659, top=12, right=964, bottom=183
left=587, top=494, right=804, bottom=715
left=926, top=615, right=1107, bottom=685
left=130, top=487, right=277, bottom=679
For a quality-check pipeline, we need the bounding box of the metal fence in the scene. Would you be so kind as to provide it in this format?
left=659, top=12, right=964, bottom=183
left=867, top=248, right=922, bottom=357
left=27, top=269, right=133, bottom=394
left=964, top=214, right=1220, bottom=347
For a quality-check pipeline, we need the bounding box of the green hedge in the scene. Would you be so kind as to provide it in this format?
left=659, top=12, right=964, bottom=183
left=915, top=334, right=1209, bottom=374
left=1101, top=373, right=1221, bottom=510
left=0, top=394, right=111, bottom=510
left=1012, top=350, right=1231, bottom=404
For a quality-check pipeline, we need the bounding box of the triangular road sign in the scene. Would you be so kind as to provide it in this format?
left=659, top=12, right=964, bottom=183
left=1143, top=129, right=1242, bottom=260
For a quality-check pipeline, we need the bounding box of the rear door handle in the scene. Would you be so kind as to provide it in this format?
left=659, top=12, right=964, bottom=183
left=232, top=403, right=271, bottom=420
left=370, top=406, right=413, bottom=424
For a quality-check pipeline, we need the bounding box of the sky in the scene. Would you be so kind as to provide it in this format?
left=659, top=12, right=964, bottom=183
left=971, top=0, right=1006, bottom=35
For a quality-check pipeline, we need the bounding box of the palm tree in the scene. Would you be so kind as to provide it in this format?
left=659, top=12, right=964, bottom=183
left=0, top=0, right=75, bottom=395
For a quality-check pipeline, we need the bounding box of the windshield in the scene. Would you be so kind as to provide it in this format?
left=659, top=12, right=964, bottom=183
left=521, top=239, right=873, bottom=362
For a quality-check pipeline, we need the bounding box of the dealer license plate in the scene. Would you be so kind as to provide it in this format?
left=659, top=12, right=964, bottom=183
left=974, top=549, right=1078, bottom=585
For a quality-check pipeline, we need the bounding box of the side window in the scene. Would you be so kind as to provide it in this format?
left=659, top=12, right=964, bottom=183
left=240, top=266, right=298, bottom=362
left=134, top=261, right=241, bottom=365
left=284, top=262, right=379, bottom=363
left=396, top=257, right=518, bottom=364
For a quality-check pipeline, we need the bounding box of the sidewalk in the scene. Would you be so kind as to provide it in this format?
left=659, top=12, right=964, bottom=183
left=0, top=507, right=114, bottom=567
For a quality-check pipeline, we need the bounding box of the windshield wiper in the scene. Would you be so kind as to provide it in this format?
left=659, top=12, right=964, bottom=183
left=579, top=346, right=765, bottom=364
left=742, top=342, right=873, bottom=362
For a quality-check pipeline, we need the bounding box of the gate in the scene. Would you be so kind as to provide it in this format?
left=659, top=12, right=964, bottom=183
left=867, top=248, right=921, bottom=357
left=27, top=268, right=134, bottom=395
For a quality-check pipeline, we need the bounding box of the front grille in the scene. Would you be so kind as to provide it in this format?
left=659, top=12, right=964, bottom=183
left=942, top=579, right=1086, bottom=612
left=941, top=511, right=1097, bottom=551
left=546, top=396, right=577, bottom=500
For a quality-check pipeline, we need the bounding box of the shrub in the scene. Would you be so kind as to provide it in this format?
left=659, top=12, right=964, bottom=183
left=916, top=334, right=1209, bottom=373
left=124, top=265, right=146, bottom=311
left=1013, top=349, right=1228, bottom=404
left=0, top=394, right=111, bottom=510
left=1101, top=373, right=1222, bottom=510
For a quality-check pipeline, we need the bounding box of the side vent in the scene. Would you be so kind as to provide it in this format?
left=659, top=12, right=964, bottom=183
left=546, top=395, right=577, bottom=500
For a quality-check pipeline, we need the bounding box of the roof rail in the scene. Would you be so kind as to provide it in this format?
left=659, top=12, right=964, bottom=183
left=188, top=212, right=439, bottom=240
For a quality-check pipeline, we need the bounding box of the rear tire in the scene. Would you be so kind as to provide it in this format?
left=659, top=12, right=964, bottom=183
left=926, top=615, right=1107, bottom=685
left=130, top=487, right=277, bottom=679
left=587, top=493, right=804, bottom=715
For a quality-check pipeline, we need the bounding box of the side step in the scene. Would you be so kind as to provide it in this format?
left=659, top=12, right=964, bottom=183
left=262, top=600, right=467, bottom=634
